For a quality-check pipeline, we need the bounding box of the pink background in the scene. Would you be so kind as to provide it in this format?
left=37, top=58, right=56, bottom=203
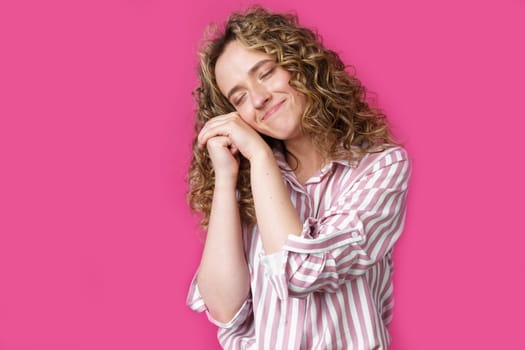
left=1, top=0, right=524, bottom=349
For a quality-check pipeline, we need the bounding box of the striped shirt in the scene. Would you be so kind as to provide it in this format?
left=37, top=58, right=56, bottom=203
left=187, top=145, right=411, bottom=350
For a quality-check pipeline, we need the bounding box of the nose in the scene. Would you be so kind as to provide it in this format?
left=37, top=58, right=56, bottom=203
left=251, top=83, right=271, bottom=109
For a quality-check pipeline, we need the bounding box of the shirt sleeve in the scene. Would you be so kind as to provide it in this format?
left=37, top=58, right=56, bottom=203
left=186, top=271, right=253, bottom=329
left=260, top=147, right=411, bottom=300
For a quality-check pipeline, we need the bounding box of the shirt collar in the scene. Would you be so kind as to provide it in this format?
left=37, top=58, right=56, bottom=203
left=272, top=147, right=353, bottom=186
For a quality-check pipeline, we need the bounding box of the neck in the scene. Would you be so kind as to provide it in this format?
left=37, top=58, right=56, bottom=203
left=284, top=137, right=323, bottom=184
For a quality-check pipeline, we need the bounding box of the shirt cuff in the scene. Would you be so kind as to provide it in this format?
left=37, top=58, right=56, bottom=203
left=205, top=298, right=252, bottom=329
left=260, top=250, right=286, bottom=276
left=186, top=272, right=206, bottom=312
left=259, top=248, right=289, bottom=300
left=187, top=272, right=252, bottom=329
left=283, top=217, right=364, bottom=254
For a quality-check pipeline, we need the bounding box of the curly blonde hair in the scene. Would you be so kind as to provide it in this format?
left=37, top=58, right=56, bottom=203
left=188, top=6, right=396, bottom=228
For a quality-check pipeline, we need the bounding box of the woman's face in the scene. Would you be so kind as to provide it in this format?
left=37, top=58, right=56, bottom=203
left=214, top=40, right=307, bottom=142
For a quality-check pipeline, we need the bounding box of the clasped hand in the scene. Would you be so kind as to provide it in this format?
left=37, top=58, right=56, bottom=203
left=198, top=112, right=269, bottom=178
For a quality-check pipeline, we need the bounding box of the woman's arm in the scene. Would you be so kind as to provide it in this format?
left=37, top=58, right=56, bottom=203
left=249, top=149, right=303, bottom=254
left=195, top=135, right=250, bottom=324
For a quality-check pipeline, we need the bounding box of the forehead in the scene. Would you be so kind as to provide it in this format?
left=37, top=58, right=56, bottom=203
left=215, top=40, right=273, bottom=95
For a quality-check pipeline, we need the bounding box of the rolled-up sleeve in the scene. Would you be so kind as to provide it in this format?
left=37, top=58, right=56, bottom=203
left=186, top=272, right=252, bottom=329
left=260, top=147, right=411, bottom=299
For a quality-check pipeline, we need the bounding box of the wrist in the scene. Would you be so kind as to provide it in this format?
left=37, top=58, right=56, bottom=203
left=214, top=174, right=238, bottom=191
left=249, top=145, right=274, bottom=165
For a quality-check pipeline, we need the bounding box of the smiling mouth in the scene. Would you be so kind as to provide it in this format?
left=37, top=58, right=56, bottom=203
left=262, top=100, right=285, bottom=121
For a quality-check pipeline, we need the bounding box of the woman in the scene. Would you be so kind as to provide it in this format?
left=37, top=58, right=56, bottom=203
left=186, top=6, right=410, bottom=350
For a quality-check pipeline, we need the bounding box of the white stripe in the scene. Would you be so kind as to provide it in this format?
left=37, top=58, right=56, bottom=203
left=325, top=294, right=343, bottom=349
left=274, top=298, right=287, bottom=350
left=320, top=297, right=333, bottom=349
left=357, top=278, right=375, bottom=347
left=348, top=290, right=364, bottom=349
left=261, top=287, right=276, bottom=350
left=337, top=289, right=353, bottom=348
left=289, top=299, right=300, bottom=350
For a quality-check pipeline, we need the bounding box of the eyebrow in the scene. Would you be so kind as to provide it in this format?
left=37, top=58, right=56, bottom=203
left=226, top=59, right=274, bottom=101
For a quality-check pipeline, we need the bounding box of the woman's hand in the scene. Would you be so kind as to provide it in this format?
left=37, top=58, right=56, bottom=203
left=198, top=112, right=270, bottom=168
left=204, top=135, right=240, bottom=181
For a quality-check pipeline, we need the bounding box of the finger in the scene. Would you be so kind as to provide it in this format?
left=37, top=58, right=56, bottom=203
left=198, top=120, right=233, bottom=149
left=199, top=112, right=237, bottom=133
left=206, top=135, right=230, bottom=150
left=199, top=126, right=227, bottom=149
left=199, top=112, right=240, bottom=132
left=197, top=112, right=247, bottom=149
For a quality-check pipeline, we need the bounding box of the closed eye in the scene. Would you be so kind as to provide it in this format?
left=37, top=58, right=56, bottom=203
left=260, top=66, right=276, bottom=79
left=233, top=93, right=246, bottom=106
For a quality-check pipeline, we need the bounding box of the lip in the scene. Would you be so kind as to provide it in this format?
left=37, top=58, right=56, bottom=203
left=261, top=100, right=285, bottom=121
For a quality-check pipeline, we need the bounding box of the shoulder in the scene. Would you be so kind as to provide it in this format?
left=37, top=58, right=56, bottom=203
left=355, top=145, right=409, bottom=173
left=334, top=145, right=410, bottom=192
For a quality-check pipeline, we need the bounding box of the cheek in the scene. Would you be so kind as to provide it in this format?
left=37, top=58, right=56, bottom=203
left=279, top=75, right=294, bottom=90
left=288, top=86, right=306, bottom=107
left=297, top=93, right=307, bottom=109
left=236, top=107, right=256, bottom=126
